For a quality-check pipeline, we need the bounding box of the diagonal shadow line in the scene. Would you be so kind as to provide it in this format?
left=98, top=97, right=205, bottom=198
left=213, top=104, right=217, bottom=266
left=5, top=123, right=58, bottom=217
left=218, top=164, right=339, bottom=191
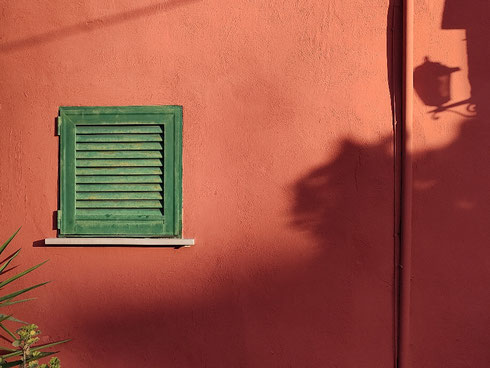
left=0, top=0, right=201, bottom=54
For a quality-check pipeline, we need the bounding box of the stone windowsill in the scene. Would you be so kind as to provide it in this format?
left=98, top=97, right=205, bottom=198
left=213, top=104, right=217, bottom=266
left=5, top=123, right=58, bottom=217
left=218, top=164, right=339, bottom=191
left=44, top=238, right=195, bottom=247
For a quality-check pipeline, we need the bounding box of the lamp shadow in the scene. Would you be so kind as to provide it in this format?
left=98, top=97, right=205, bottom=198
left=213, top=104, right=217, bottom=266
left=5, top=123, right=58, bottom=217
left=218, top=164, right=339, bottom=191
left=414, top=0, right=490, bottom=118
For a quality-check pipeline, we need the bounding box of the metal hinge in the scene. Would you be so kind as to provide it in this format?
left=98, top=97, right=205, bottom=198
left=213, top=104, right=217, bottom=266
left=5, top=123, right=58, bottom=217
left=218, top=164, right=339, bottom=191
left=56, top=116, right=62, bottom=136
left=57, top=210, right=62, bottom=229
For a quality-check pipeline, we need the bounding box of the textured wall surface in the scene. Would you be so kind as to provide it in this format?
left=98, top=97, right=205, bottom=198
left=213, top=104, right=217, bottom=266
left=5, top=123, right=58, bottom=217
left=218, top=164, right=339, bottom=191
left=411, top=0, right=490, bottom=367
left=0, top=0, right=396, bottom=366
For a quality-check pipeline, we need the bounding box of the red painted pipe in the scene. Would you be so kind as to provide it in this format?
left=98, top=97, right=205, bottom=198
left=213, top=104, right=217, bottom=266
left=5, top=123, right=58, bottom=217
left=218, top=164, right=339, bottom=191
left=398, top=0, right=413, bottom=366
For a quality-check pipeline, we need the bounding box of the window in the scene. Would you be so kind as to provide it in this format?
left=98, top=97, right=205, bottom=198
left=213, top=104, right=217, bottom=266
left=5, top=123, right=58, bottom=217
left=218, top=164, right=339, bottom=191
left=57, top=106, right=182, bottom=238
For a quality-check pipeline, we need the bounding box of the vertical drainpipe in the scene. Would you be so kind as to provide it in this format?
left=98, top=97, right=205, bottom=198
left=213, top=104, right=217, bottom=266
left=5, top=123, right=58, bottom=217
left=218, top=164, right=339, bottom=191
left=398, top=0, right=413, bottom=366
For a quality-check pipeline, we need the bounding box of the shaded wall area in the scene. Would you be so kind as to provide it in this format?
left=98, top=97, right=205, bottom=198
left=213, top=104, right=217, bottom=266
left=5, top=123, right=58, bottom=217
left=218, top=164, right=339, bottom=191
left=0, top=0, right=396, bottom=367
left=411, top=0, right=490, bottom=366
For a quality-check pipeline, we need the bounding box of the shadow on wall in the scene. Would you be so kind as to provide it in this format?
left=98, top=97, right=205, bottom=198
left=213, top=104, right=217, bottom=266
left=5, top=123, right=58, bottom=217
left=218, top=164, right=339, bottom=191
left=6, top=0, right=489, bottom=367
left=70, top=108, right=490, bottom=365
left=70, top=135, right=397, bottom=367
left=292, top=136, right=395, bottom=248
left=442, top=0, right=490, bottom=110
left=65, top=3, right=403, bottom=366
left=411, top=1, right=489, bottom=366
left=32, top=0, right=399, bottom=366
left=414, top=0, right=490, bottom=118
left=293, top=1, right=490, bottom=366
left=0, top=0, right=201, bottom=53
left=70, top=2, right=396, bottom=366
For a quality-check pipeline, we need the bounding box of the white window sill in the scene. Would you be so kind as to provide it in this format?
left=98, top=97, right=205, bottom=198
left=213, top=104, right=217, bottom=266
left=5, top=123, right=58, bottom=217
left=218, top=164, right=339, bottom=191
left=44, top=238, right=194, bottom=247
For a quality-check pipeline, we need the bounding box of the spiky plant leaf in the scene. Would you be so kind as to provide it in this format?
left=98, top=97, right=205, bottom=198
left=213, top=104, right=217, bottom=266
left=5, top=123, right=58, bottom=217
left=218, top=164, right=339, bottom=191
left=0, top=261, right=48, bottom=290
left=0, top=249, right=21, bottom=274
left=0, top=229, right=20, bottom=257
left=1, top=340, right=69, bottom=359
left=0, top=282, right=49, bottom=305
left=0, top=323, right=16, bottom=340
left=0, top=351, right=57, bottom=367
left=0, top=298, right=36, bottom=308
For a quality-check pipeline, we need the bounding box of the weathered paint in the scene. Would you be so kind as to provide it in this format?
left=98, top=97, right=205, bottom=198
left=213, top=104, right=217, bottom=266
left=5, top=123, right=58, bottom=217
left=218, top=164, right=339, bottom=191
left=0, top=0, right=397, bottom=366
left=58, top=105, right=182, bottom=237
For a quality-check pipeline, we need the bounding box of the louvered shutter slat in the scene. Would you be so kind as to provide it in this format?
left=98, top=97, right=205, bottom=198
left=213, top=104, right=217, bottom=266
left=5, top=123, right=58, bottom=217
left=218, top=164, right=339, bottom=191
left=77, top=209, right=163, bottom=218
left=77, top=151, right=162, bottom=159
left=77, top=167, right=163, bottom=175
left=76, top=200, right=163, bottom=208
left=76, top=134, right=162, bottom=142
left=76, top=192, right=162, bottom=200
left=76, top=159, right=162, bottom=167
left=77, top=125, right=163, bottom=134
left=76, top=176, right=162, bottom=184
left=77, top=142, right=162, bottom=151
left=76, top=184, right=162, bottom=192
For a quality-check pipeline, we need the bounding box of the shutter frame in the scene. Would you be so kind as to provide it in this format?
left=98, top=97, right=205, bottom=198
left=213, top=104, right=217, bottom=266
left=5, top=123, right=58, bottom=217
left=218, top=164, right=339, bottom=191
left=58, top=106, right=183, bottom=238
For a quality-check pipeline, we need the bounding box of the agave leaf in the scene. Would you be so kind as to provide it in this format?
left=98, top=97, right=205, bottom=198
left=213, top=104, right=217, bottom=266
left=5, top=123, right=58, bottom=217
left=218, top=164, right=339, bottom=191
left=0, top=298, right=36, bottom=308
left=0, top=282, right=49, bottom=305
left=0, top=358, right=22, bottom=368
left=0, top=315, right=25, bottom=324
left=0, top=250, right=21, bottom=274
left=1, top=342, right=68, bottom=359
left=0, top=315, right=12, bottom=324
left=0, top=323, right=17, bottom=340
left=1, top=351, right=58, bottom=367
left=0, top=348, right=21, bottom=359
left=0, top=229, right=20, bottom=257
left=0, top=316, right=17, bottom=340
left=0, top=261, right=48, bottom=289
left=30, top=339, right=71, bottom=352
left=0, top=359, right=22, bottom=367
left=0, top=315, right=14, bottom=338
left=26, top=350, right=58, bottom=362
left=1, top=339, right=68, bottom=359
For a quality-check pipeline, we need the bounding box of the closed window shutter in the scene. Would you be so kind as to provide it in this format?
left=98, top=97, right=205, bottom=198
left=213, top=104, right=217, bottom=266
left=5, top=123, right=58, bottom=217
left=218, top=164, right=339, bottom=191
left=58, top=106, right=182, bottom=237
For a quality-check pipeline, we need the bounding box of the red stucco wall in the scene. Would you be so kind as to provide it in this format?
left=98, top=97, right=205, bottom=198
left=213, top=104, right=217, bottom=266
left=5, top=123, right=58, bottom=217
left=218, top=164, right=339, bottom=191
left=411, top=0, right=490, bottom=366
left=1, top=1, right=397, bottom=367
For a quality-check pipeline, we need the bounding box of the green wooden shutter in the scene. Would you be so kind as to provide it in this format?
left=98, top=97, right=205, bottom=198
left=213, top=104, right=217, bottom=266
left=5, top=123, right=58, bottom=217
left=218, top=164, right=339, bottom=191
left=58, top=106, right=182, bottom=237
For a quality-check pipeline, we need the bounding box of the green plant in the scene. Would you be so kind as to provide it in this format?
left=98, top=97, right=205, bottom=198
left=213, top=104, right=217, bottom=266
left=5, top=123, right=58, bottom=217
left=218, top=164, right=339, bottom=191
left=0, top=229, right=68, bottom=367
left=11, top=324, right=61, bottom=368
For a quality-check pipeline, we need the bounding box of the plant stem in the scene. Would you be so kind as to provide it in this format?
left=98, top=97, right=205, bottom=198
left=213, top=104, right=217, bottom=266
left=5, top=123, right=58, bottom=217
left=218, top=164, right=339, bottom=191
left=22, top=344, right=27, bottom=368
